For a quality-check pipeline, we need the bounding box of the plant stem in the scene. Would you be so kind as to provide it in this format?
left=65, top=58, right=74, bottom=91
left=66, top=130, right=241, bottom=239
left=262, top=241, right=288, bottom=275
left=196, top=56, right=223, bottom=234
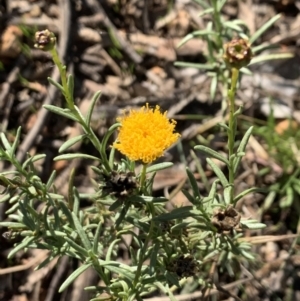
left=227, top=67, right=239, bottom=204
left=50, top=48, right=73, bottom=108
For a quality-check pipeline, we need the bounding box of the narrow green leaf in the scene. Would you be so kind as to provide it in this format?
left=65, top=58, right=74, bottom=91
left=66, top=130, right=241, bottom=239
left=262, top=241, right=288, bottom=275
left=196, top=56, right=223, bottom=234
left=233, top=126, right=253, bottom=174
left=155, top=282, right=177, bottom=301
left=92, top=222, right=102, bottom=254
left=252, top=43, right=278, bottom=54
left=59, top=263, right=92, bottom=292
left=18, top=202, right=36, bottom=230
left=0, top=133, right=11, bottom=152
left=204, top=249, right=220, bottom=261
left=63, top=236, right=89, bottom=256
left=43, top=105, right=79, bottom=121
left=177, top=30, right=216, bottom=48
left=224, top=185, right=233, bottom=205
left=54, top=153, right=101, bottom=161
left=223, top=21, right=243, bottom=32
left=207, top=179, right=219, bottom=199
left=218, top=123, right=229, bottom=131
left=59, top=135, right=87, bottom=153
left=4, top=214, right=21, bottom=221
left=22, top=154, right=46, bottom=170
left=249, top=53, right=293, bottom=66
left=154, top=206, right=199, bottom=221
left=210, top=74, right=218, bottom=100
left=280, top=186, right=294, bottom=208
left=0, top=171, right=19, bottom=176
left=181, top=189, right=196, bottom=204
left=100, top=123, right=120, bottom=170
left=48, top=77, right=64, bottom=93
left=0, top=194, right=11, bottom=203
left=262, top=189, right=277, bottom=211
left=5, top=201, right=20, bottom=214
left=45, top=170, right=56, bottom=190
left=86, top=91, right=101, bottom=126
left=68, top=169, right=76, bottom=212
left=146, top=162, right=173, bottom=173
left=217, top=0, right=227, bottom=11
left=149, top=243, right=160, bottom=276
left=105, top=239, right=121, bottom=261
left=240, top=249, right=255, bottom=260
left=72, top=212, right=92, bottom=250
left=206, top=158, right=228, bottom=187
left=250, top=14, right=281, bottom=44
left=198, top=7, right=214, bottom=16
left=109, top=199, right=123, bottom=211
left=194, top=0, right=210, bottom=9
left=194, top=145, right=229, bottom=166
left=174, top=61, right=216, bottom=70
left=100, top=262, right=135, bottom=282
left=58, top=200, right=74, bottom=227
left=0, top=222, right=25, bottom=228
left=186, top=167, right=201, bottom=200
left=74, top=105, right=86, bottom=122
left=8, top=236, right=35, bottom=258
left=233, top=106, right=243, bottom=117
left=10, top=127, right=21, bottom=156
left=240, top=220, right=266, bottom=230
left=234, top=187, right=267, bottom=204
left=240, top=67, right=252, bottom=75
left=35, top=253, right=57, bottom=270
left=47, top=193, right=64, bottom=199
left=164, top=272, right=181, bottom=288
left=108, top=146, right=116, bottom=169
left=129, top=195, right=167, bottom=203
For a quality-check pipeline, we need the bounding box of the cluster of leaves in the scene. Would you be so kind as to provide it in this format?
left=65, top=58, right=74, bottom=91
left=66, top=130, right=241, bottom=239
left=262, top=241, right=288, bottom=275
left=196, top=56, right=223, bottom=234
left=0, top=120, right=263, bottom=301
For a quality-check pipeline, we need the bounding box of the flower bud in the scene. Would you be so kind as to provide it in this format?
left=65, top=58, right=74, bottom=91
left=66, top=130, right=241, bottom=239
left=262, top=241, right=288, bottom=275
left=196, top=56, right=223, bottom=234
left=223, top=38, right=252, bottom=69
left=34, top=29, right=56, bottom=51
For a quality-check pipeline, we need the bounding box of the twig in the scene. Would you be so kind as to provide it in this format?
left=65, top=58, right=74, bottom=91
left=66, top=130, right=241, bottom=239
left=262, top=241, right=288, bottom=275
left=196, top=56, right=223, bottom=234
left=44, top=256, right=69, bottom=301
left=0, top=250, right=49, bottom=275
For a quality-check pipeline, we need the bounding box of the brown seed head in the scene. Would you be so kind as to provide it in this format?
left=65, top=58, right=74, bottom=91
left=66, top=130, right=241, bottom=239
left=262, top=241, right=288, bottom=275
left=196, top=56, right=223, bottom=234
left=167, top=255, right=199, bottom=279
left=101, top=171, right=138, bottom=201
left=223, top=38, right=252, bottom=69
left=211, top=205, right=241, bottom=233
left=34, top=29, right=56, bottom=51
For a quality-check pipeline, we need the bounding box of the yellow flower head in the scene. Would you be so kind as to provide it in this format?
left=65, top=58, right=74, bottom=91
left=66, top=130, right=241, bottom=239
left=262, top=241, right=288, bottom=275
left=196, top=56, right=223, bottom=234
left=113, top=104, right=180, bottom=164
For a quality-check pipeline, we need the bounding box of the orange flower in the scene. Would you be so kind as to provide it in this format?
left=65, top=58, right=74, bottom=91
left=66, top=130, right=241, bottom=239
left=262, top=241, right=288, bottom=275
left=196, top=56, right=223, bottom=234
left=113, top=104, right=180, bottom=164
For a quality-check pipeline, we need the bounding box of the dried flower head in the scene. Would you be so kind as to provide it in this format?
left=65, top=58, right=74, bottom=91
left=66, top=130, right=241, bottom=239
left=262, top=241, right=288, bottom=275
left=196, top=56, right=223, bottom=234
left=211, top=205, right=241, bottom=233
left=101, top=171, right=138, bottom=200
left=223, top=38, right=252, bottom=69
left=113, top=104, right=180, bottom=164
left=34, top=29, right=56, bottom=51
left=167, top=255, right=199, bottom=279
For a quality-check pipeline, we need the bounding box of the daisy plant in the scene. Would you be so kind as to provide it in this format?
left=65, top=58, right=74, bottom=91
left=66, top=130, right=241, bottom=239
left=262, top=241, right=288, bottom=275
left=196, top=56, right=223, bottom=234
left=0, top=27, right=265, bottom=301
